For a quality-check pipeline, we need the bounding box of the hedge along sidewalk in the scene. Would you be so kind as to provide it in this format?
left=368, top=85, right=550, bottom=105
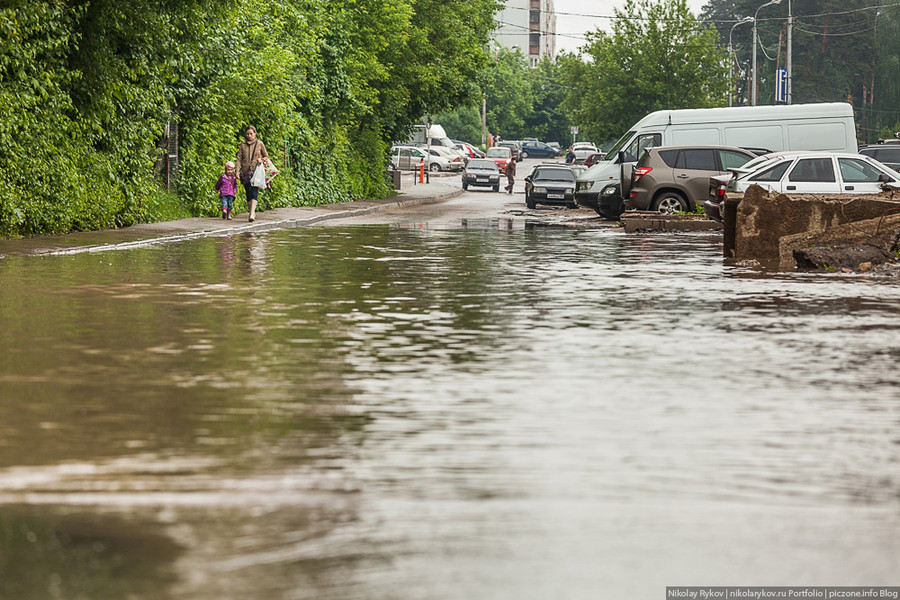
left=0, top=181, right=462, bottom=258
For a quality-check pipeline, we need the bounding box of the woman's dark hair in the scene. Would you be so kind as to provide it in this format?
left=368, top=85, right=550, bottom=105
left=245, top=125, right=257, bottom=135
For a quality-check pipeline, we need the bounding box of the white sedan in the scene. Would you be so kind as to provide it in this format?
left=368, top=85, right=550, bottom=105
left=572, top=143, right=599, bottom=164
left=730, top=151, right=900, bottom=194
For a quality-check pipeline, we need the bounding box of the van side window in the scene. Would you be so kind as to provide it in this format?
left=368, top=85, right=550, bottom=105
left=751, top=161, right=790, bottom=182
left=675, top=149, right=716, bottom=170
left=623, top=133, right=662, bottom=162
left=789, top=158, right=835, bottom=182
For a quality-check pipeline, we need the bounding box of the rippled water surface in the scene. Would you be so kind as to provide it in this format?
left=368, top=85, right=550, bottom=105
left=1, top=225, right=898, bottom=599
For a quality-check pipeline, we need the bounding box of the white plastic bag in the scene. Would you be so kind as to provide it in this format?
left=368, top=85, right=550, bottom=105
left=250, top=163, right=267, bottom=188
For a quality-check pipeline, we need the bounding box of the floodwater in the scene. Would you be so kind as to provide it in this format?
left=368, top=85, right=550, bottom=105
left=0, top=223, right=898, bottom=600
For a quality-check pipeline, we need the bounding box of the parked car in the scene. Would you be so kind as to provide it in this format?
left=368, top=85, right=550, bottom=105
left=583, top=152, right=606, bottom=167
left=454, top=140, right=485, bottom=159
left=498, top=141, right=522, bottom=162
left=462, top=159, right=502, bottom=192
left=858, top=135, right=900, bottom=171
left=572, top=143, right=599, bottom=164
left=426, top=146, right=465, bottom=171
left=524, top=164, right=579, bottom=209
left=390, top=145, right=433, bottom=171
left=728, top=151, right=900, bottom=195
left=485, top=146, right=513, bottom=173
left=624, top=146, right=757, bottom=214
left=547, top=141, right=561, bottom=151
left=703, top=152, right=900, bottom=222
left=519, top=141, right=561, bottom=159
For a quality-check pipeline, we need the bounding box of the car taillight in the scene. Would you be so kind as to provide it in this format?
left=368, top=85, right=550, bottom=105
left=633, top=167, right=652, bottom=183
left=715, top=184, right=727, bottom=198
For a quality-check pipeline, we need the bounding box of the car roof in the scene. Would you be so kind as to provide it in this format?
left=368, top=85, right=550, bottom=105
left=467, top=159, right=498, bottom=167
left=646, top=145, right=755, bottom=153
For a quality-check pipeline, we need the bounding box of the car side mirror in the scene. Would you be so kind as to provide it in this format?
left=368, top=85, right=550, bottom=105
left=878, top=173, right=892, bottom=183
left=524, top=176, right=532, bottom=182
left=617, top=151, right=626, bottom=164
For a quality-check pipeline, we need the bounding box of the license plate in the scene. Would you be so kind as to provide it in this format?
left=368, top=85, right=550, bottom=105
left=477, top=177, right=489, bottom=182
left=548, top=193, right=564, bottom=199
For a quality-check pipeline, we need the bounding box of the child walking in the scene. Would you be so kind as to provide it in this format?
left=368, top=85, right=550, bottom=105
left=216, top=161, right=238, bottom=220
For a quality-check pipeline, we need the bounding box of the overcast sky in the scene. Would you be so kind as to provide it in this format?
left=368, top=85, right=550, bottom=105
left=554, top=0, right=710, bottom=55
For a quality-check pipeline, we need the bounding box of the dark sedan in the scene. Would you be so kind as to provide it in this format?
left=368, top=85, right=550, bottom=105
left=462, top=159, right=501, bottom=192
left=524, top=165, right=578, bottom=209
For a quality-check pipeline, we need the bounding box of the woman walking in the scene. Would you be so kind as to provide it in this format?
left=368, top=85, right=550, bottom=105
left=235, top=125, right=269, bottom=222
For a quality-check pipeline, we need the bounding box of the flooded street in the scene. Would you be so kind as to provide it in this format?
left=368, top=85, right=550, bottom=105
left=1, top=221, right=898, bottom=599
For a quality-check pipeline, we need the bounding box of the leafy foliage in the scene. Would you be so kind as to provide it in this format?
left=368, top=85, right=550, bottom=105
left=0, top=0, right=501, bottom=237
left=702, top=0, right=898, bottom=141
left=559, top=0, right=729, bottom=145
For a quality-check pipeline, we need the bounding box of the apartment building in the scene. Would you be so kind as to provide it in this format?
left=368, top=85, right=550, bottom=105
left=494, top=0, right=557, bottom=66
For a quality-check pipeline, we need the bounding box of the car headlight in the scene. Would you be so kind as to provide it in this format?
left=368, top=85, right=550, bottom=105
left=534, top=187, right=547, bottom=194
left=566, top=188, right=574, bottom=194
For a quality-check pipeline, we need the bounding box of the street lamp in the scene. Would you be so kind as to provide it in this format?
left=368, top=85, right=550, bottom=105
left=752, top=0, right=782, bottom=106
left=729, top=16, right=754, bottom=106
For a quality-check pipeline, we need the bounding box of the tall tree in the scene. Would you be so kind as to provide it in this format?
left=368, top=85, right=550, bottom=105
left=560, top=0, right=729, bottom=145
left=702, top=0, right=884, bottom=136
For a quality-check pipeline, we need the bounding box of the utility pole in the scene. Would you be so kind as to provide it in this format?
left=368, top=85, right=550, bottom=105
left=786, top=0, right=792, bottom=104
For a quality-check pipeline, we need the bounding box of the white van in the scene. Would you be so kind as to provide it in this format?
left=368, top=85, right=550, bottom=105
left=575, top=102, right=858, bottom=212
left=410, top=123, right=467, bottom=162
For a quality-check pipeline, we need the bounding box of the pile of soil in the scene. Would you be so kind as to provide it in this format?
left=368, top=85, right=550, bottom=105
left=793, top=243, right=897, bottom=271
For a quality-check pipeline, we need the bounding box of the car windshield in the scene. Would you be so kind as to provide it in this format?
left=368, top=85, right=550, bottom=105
left=486, top=149, right=510, bottom=158
left=534, top=168, right=576, bottom=182
left=467, top=160, right=497, bottom=170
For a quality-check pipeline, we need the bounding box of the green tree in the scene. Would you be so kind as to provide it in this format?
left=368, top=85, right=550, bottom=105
left=482, top=47, right=533, bottom=140
left=524, top=57, right=571, bottom=145
left=703, top=0, right=888, bottom=140
left=0, top=0, right=503, bottom=237
left=560, top=0, right=729, bottom=144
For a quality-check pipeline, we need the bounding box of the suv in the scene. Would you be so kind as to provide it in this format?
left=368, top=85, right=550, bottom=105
left=859, top=135, right=900, bottom=171
left=519, top=141, right=560, bottom=159
left=624, top=146, right=757, bottom=214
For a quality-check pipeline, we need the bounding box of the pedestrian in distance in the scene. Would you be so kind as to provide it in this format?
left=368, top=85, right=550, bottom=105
left=236, top=125, right=269, bottom=222
left=505, top=155, right=516, bottom=194
left=215, top=161, right=238, bottom=220
left=565, top=146, right=576, bottom=164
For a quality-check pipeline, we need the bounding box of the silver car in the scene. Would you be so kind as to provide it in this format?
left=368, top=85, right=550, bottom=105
left=391, top=145, right=450, bottom=172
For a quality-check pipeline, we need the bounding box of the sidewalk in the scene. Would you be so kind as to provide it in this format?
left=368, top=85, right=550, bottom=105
left=0, top=176, right=461, bottom=257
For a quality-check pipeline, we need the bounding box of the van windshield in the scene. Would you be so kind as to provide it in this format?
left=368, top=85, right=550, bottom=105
left=603, top=130, right=635, bottom=160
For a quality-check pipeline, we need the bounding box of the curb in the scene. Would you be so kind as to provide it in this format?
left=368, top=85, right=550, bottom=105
left=6, top=186, right=463, bottom=257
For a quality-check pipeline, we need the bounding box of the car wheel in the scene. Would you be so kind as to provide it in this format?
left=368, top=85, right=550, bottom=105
left=525, top=194, right=536, bottom=209
left=429, top=163, right=441, bottom=172
left=520, top=151, right=529, bottom=159
left=462, top=181, right=468, bottom=190
left=567, top=202, right=577, bottom=209
left=492, top=184, right=500, bottom=192
left=652, top=192, right=688, bottom=214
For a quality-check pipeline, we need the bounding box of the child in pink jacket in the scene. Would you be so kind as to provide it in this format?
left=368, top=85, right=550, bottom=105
left=215, top=161, right=238, bottom=220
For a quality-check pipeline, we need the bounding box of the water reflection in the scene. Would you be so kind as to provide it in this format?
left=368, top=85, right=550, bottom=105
left=0, top=228, right=898, bottom=599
